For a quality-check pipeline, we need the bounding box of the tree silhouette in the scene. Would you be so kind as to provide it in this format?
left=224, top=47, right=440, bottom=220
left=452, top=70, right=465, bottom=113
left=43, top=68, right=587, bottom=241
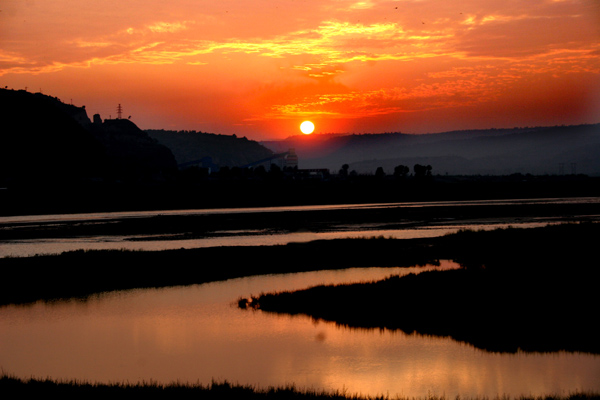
left=269, top=163, right=284, bottom=179
left=339, top=164, right=349, bottom=177
left=414, top=164, right=432, bottom=178
left=254, top=165, right=267, bottom=178
left=394, top=165, right=409, bottom=178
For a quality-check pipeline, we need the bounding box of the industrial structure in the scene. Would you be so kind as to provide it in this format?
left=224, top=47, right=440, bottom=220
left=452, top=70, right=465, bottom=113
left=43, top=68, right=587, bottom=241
left=178, top=148, right=329, bottom=178
left=241, top=148, right=298, bottom=170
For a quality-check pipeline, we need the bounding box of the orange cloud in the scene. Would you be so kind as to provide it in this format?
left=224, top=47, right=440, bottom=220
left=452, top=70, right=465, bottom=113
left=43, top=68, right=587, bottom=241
left=1, top=0, right=598, bottom=138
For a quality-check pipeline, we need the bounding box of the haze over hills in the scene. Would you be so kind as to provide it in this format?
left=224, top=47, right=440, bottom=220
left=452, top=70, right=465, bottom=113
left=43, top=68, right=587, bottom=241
left=2, top=88, right=599, bottom=187
left=1, top=87, right=599, bottom=215
left=262, top=124, right=600, bottom=176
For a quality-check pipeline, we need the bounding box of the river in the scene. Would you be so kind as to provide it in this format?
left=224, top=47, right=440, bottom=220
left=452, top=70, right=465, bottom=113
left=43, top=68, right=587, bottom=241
left=1, top=198, right=600, bottom=397
left=2, top=197, right=600, bottom=258
left=1, top=261, right=599, bottom=398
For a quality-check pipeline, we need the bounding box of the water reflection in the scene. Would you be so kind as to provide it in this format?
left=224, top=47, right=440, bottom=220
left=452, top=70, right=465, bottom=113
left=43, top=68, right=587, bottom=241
left=3, top=196, right=600, bottom=258
left=0, top=222, right=557, bottom=258
left=1, top=262, right=599, bottom=398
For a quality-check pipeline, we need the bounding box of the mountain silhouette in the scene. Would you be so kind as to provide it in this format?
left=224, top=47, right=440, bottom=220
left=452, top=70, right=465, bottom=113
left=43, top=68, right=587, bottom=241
left=88, top=118, right=177, bottom=181
left=0, top=89, right=105, bottom=186
left=0, top=88, right=177, bottom=187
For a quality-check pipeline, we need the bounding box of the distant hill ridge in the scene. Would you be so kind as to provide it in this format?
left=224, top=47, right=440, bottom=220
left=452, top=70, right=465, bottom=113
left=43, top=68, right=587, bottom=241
left=262, top=124, right=600, bottom=176
left=0, top=88, right=276, bottom=186
left=146, top=129, right=274, bottom=169
left=2, top=88, right=598, bottom=184
left=0, top=88, right=183, bottom=186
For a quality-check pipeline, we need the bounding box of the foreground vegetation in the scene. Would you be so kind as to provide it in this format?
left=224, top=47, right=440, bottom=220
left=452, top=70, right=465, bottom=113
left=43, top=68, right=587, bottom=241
left=2, top=223, right=599, bottom=397
left=2, top=221, right=598, bottom=353
left=2, top=375, right=599, bottom=400
left=1, top=222, right=598, bottom=307
left=242, top=222, right=600, bottom=354
left=0, top=236, right=441, bottom=305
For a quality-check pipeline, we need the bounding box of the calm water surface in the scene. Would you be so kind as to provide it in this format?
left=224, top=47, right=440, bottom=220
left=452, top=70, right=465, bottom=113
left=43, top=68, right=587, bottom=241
left=2, top=198, right=600, bottom=397
left=4, top=197, right=599, bottom=257
left=1, top=261, right=599, bottom=398
left=0, top=222, right=555, bottom=258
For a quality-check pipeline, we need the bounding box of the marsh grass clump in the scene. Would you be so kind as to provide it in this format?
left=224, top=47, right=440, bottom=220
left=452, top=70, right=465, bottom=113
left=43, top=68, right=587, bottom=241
left=0, top=235, right=438, bottom=306
left=246, top=223, right=600, bottom=354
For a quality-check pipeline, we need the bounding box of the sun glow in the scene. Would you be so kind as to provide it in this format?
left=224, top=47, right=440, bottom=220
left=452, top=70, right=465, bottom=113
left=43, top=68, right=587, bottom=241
left=300, top=120, right=315, bottom=134
left=1, top=0, right=597, bottom=139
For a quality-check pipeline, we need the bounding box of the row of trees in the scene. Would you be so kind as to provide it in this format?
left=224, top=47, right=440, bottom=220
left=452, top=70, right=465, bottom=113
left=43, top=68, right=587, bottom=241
left=179, top=163, right=433, bottom=183
left=340, top=164, right=433, bottom=178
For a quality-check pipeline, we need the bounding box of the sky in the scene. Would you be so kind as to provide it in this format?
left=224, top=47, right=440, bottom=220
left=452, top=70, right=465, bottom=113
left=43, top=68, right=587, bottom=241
left=1, top=0, right=599, bottom=140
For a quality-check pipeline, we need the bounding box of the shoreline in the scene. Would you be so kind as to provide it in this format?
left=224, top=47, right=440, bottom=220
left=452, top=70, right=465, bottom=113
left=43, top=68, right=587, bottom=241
left=1, top=222, right=597, bottom=308
left=2, top=195, right=599, bottom=242
left=2, top=223, right=599, bottom=398
left=0, top=236, right=441, bottom=306
left=2, top=174, right=599, bottom=217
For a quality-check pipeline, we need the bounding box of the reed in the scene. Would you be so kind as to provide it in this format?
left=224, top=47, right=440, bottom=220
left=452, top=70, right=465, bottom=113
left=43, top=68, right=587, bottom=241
left=1, top=222, right=598, bottom=307
left=1, top=374, right=598, bottom=400
left=245, top=222, right=600, bottom=354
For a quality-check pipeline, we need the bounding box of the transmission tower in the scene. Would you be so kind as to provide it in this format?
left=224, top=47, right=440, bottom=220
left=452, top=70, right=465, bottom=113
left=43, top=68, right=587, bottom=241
left=117, top=104, right=123, bottom=119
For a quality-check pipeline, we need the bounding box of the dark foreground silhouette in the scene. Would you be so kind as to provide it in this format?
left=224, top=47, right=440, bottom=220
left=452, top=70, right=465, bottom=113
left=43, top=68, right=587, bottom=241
left=2, top=375, right=599, bottom=400
left=242, top=223, right=600, bottom=354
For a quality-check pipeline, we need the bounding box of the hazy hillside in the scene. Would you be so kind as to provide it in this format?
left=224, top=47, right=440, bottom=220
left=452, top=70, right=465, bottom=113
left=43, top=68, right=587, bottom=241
left=3, top=88, right=597, bottom=188
left=262, top=125, right=600, bottom=176
left=146, top=130, right=274, bottom=168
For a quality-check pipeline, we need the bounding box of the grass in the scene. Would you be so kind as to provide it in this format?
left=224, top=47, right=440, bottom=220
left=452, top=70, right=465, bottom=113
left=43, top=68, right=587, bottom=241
left=1, top=374, right=599, bottom=400
left=3, top=222, right=599, bottom=352
left=0, top=235, right=439, bottom=306
left=2, top=223, right=599, bottom=397
left=2, top=222, right=597, bottom=306
left=244, top=222, right=600, bottom=354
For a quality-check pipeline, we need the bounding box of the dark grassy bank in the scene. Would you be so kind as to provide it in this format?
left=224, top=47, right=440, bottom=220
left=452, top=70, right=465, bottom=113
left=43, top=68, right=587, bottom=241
left=2, top=222, right=598, bottom=320
left=0, top=236, right=440, bottom=306
left=244, top=222, right=600, bottom=354
left=0, top=374, right=366, bottom=400
left=2, top=375, right=599, bottom=400
left=3, top=193, right=600, bottom=243
left=2, top=174, right=599, bottom=217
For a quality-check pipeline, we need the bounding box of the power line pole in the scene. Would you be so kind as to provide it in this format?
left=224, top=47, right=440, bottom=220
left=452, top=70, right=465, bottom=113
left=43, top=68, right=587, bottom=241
left=117, top=104, right=123, bottom=119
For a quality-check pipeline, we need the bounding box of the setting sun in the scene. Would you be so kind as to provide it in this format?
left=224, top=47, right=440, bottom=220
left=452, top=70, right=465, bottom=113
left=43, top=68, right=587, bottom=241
left=300, top=121, right=315, bottom=135
left=1, top=0, right=598, bottom=140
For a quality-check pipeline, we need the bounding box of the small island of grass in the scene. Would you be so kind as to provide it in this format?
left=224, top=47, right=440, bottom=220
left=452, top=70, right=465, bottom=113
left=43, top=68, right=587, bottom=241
left=242, top=222, right=600, bottom=354
left=2, top=222, right=600, bottom=398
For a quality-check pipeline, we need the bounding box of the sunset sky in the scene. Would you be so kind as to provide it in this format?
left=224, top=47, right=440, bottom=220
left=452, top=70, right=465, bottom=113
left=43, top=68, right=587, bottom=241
left=2, top=0, right=599, bottom=140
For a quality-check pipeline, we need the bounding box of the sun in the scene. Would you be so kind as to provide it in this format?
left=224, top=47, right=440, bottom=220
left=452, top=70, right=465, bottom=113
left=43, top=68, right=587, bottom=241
left=300, top=120, right=315, bottom=135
